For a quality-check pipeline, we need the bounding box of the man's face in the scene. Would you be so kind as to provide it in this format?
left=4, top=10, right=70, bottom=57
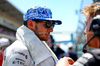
left=32, top=21, right=53, bottom=41
left=84, top=15, right=100, bottom=48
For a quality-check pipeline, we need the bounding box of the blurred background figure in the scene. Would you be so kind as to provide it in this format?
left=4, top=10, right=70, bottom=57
left=65, top=47, right=77, bottom=61
left=46, top=35, right=65, bottom=59
left=0, top=38, right=10, bottom=66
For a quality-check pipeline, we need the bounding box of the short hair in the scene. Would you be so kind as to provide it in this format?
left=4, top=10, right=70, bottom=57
left=23, top=19, right=40, bottom=27
left=81, top=2, right=100, bottom=18
left=24, top=21, right=27, bottom=26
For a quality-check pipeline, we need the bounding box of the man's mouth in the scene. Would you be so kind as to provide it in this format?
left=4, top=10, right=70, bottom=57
left=46, top=32, right=50, bottom=34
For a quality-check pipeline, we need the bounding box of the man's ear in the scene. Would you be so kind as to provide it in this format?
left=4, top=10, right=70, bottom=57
left=27, top=20, right=35, bottom=29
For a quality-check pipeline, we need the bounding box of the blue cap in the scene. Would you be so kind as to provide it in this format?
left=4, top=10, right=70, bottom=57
left=23, top=6, right=62, bottom=25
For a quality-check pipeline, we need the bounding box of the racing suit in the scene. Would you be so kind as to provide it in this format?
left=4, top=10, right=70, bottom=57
left=2, top=25, right=58, bottom=66
left=73, top=49, right=100, bottom=66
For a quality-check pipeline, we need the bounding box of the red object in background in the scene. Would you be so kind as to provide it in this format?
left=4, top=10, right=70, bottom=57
left=0, top=50, right=3, bottom=66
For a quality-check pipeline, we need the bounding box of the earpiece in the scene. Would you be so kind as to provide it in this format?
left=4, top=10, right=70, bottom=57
left=89, top=15, right=100, bottom=37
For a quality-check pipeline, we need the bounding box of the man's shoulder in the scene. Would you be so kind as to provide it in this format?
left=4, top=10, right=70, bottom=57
left=8, top=40, right=27, bottom=49
left=73, top=49, right=100, bottom=66
left=3, top=40, right=32, bottom=66
left=3, top=40, right=31, bottom=63
left=5, top=40, right=29, bottom=56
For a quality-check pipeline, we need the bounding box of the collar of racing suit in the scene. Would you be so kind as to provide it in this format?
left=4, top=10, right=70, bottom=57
left=16, top=25, right=58, bottom=65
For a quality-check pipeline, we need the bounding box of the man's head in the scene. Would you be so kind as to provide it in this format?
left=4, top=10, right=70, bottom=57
left=82, top=2, right=100, bottom=48
left=23, top=6, right=62, bottom=41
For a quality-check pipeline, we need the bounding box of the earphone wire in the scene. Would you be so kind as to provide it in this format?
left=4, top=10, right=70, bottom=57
left=82, top=35, right=96, bottom=53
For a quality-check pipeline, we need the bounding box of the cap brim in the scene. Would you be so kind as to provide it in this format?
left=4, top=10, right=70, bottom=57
left=37, top=18, right=62, bottom=25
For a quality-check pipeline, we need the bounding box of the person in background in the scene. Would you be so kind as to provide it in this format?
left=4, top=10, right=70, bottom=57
left=46, top=35, right=65, bottom=59
left=0, top=38, right=10, bottom=66
left=56, top=2, right=100, bottom=66
left=2, top=6, right=62, bottom=66
left=66, top=47, right=77, bottom=61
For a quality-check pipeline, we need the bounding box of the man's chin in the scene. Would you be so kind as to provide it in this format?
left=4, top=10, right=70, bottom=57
left=40, top=38, right=48, bottom=41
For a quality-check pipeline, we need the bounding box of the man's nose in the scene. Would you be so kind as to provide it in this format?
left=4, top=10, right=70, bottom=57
left=48, top=26, right=53, bottom=32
